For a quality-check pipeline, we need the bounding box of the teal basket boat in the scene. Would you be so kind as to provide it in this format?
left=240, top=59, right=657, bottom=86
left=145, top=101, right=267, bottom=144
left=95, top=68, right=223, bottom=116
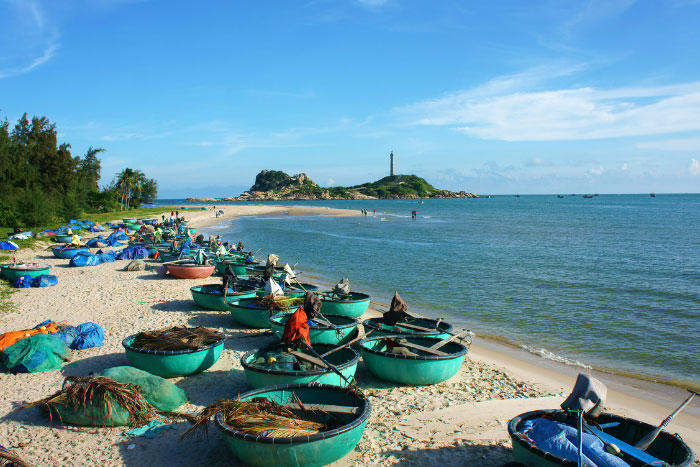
left=1, top=263, right=51, bottom=282
left=269, top=314, right=359, bottom=345
left=359, top=335, right=467, bottom=385
left=54, top=234, right=75, bottom=243
left=508, top=409, right=695, bottom=467
left=362, top=317, right=453, bottom=339
left=190, top=284, right=259, bottom=311
left=214, top=261, right=249, bottom=276
left=122, top=218, right=137, bottom=223
left=214, top=383, right=371, bottom=467
left=50, top=401, right=134, bottom=427
left=51, top=246, right=89, bottom=260
left=227, top=297, right=301, bottom=329
left=283, top=283, right=319, bottom=297
left=241, top=343, right=360, bottom=388
left=319, top=292, right=371, bottom=319
left=122, top=334, right=224, bottom=378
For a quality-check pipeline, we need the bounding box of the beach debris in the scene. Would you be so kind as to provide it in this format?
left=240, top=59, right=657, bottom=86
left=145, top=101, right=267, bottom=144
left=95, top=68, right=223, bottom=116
left=182, top=396, right=329, bottom=440
left=0, top=444, right=33, bottom=467
left=332, top=277, right=350, bottom=296
left=120, top=420, right=175, bottom=439
left=130, top=326, right=223, bottom=351
left=124, top=260, right=146, bottom=271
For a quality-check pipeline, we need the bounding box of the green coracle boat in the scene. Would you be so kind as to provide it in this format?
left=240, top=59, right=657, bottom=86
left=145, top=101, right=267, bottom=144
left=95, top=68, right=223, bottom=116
left=0, top=263, right=51, bottom=282
left=241, top=344, right=359, bottom=388
left=122, top=218, right=137, bottom=223
left=215, top=383, right=371, bottom=467
left=362, top=317, right=453, bottom=339
left=55, top=233, right=74, bottom=243
left=121, top=334, right=224, bottom=378
left=190, top=284, right=259, bottom=311
left=359, top=335, right=467, bottom=385
left=509, top=409, right=695, bottom=467
left=318, top=292, right=371, bottom=318
left=269, top=314, right=358, bottom=345
left=227, top=298, right=301, bottom=329
left=214, top=261, right=249, bottom=276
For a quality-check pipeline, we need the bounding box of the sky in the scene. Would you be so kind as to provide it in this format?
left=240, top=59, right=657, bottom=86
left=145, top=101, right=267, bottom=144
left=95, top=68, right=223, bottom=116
left=2, top=0, right=700, bottom=196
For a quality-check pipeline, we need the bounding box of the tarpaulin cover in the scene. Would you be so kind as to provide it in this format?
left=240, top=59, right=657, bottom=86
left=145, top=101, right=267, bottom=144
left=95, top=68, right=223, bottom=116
left=0, top=241, right=19, bottom=250
left=31, top=274, right=58, bottom=287
left=117, top=246, right=150, bottom=260
left=55, top=326, right=77, bottom=347
left=519, top=418, right=630, bottom=467
left=70, top=322, right=104, bottom=350
left=69, top=252, right=101, bottom=267
left=2, top=333, right=71, bottom=373
left=86, top=235, right=105, bottom=247
left=100, top=366, right=188, bottom=411
left=383, top=291, right=409, bottom=326
left=88, top=225, right=104, bottom=232
left=98, top=251, right=116, bottom=263
left=14, top=275, right=32, bottom=288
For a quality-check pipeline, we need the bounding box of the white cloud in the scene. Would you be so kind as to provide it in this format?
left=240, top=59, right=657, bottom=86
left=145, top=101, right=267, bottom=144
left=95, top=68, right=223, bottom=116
left=637, top=138, right=700, bottom=151
left=400, top=72, right=700, bottom=141
left=327, top=178, right=335, bottom=186
left=622, top=163, right=629, bottom=171
left=587, top=166, right=604, bottom=176
left=689, top=159, right=700, bottom=176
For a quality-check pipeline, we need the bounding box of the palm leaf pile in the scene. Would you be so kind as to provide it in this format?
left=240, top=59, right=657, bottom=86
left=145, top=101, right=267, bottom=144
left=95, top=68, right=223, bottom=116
left=258, top=294, right=304, bottom=313
left=131, top=326, right=223, bottom=351
left=183, top=397, right=326, bottom=439
left=0, top=445, right=33, bottom=467
left=21, top=376, right=158, bottom=427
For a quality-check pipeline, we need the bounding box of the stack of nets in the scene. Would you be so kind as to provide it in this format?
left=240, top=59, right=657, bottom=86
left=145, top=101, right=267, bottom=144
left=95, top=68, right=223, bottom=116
left=131, top=326, right=223, bottom=351
left=0, top=445, right=33, bottom=467
left=21, top=376, right=159, bottom=427
left=184, top=397, right=326, bottom=439
left=257, top=294, right=304, bottom=313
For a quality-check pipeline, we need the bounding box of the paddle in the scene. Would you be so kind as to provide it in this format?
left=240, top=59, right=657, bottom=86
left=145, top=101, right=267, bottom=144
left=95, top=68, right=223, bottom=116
left=283, top=403, right=359, bottom=415
left=299, top=341, right=353, bottom=386
left=320, top=326, right=370, bottom=358
left=634, top=390, right=698, bottom=451
left=429, top=329, right=472, bottom=350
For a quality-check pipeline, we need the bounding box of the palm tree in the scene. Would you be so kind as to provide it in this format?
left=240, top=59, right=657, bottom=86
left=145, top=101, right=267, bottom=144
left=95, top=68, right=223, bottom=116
left=116, top=168, right=135, bottom=210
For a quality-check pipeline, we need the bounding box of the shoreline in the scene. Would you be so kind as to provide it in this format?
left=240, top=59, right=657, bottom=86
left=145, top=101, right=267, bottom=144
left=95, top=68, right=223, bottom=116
left=188, top=205, right=700, bottom=449
left=0, top=204, right=697, bottom=465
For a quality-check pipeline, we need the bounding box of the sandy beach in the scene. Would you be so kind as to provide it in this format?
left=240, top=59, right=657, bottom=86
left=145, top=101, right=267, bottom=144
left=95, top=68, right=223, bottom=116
left=1, top=205, right=698, bottom=467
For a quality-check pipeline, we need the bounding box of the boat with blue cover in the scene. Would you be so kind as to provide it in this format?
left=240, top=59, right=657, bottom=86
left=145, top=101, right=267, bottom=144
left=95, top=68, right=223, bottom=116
left=269, top=314, right=358, bottom=345
left=318, top=292, right=371, bottom=318
left=362, top=317, right=453, bottom=339
left=0, top=263, right=51, bottom=282
left=227, top=297, right=302, bottom=328
left=51, top=246, right=89, bottom=260
left=215, top=382, right=371, bottom=467
left=190, top=284, right=259, bottom=311
left=241, top=343, right=360, bottom=388
left=55, top=234, right=75, bottom=243
left=122, top=333, right=224, bottom=378
left=509, top=409, right=695, bottom=467
left=359, top=335, right=468, bottom=385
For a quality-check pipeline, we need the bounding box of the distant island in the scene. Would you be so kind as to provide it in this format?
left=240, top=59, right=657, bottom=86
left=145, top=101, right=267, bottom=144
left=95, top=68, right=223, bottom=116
left=186, top=169, right=478, bottom=201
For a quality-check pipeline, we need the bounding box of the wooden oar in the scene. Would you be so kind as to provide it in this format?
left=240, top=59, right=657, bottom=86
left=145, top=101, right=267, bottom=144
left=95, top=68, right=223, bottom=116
left=429, top=329, right=471, bottom=350
left=289, top=350, right=328, bottom=368
left=300, top=342, right=353, bottom=386
left=634, top=390, right=698, bottom=451
left=320, top=326, right=370, bottom=358
left=397, top=341, right=447, bottom=356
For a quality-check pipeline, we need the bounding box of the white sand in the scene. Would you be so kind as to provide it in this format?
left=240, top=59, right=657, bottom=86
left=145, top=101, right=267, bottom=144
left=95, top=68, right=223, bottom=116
left=1, top=205, right=698, bottom=467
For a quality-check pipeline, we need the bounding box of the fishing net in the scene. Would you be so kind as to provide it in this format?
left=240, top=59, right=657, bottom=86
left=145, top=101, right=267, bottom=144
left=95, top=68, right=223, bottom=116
left=100, top=366, right=188, bottom=412
left=258, top=294, right=303, bottom=312
left=0, top=444, right=33, bottom=467
left=130, top=326, right=223, bottom=351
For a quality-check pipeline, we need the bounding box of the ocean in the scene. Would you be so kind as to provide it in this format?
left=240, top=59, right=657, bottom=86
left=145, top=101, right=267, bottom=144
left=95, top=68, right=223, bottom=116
left=159, top=194, right=700, bottom=389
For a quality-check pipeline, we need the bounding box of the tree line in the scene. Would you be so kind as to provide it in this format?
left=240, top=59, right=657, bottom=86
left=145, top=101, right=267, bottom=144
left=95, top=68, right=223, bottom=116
left=0, top=113, right=158, bottom=227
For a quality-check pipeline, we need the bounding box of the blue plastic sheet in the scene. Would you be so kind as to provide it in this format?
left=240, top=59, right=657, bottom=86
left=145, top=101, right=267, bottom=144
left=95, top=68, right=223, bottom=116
left=117, top=246, right=150, bottom=260
left=120, top=420, right=175, bottom=439
left=71, top=322, right=104, bottom=350
left=14, top=275, right=32, bottom=288
left=69, top=252, right=101, bottom=267
left=31, top=275, right=58, bottom=287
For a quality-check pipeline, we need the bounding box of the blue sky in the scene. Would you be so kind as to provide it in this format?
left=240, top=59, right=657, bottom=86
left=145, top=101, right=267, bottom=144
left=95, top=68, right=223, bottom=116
left=2, top=0, right=700, bottom=196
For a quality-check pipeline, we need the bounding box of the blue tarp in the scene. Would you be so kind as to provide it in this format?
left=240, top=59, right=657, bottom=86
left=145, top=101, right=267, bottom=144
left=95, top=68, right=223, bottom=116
left=31, top=275, right=58, bottom=287
left=519, top=418, right=629, bottom=467
left=98, top=251, right=117, bottom=263
left=86, top=235, right=105, bottom=248
left=69, top=251, right=101, bottom=267
left=117, top=246, right=150, bottom=260
left=14, top=275, right=32, bottom=288
left=0, top=241, right=19, bottom=250
left=71, top=322, right=104, bottom=350
left=88, top=225, right=104, bottom=232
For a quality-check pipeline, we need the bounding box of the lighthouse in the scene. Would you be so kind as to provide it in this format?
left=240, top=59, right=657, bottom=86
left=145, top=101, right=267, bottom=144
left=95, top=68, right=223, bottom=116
left=390, top=151, right=395, bottom=177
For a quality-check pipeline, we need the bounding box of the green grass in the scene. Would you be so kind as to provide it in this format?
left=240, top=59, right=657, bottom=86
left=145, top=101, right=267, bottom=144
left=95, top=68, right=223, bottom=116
left=0, top=280, right=17, bottom=314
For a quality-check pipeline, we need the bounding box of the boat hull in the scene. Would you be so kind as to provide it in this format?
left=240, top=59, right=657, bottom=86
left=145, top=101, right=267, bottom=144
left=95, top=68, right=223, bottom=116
left=319, top=292, right=370, bottom=318
left=215, top=383, right=371, bottom=467
left=227, top=298, right=298, bottom=328
left=122, top=335, right=224, bottom=378
left=1, top=264, right=51, bottom=281
left=190, top=284, right=259, bottom=311
left=166, top=263, right=214, bottom=279
left=270, top=314, right=358, bottom=345
left=51, top=246, right=89, bottom=259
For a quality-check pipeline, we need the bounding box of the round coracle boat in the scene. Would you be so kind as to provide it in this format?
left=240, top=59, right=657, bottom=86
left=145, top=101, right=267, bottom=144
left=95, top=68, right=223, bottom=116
left=227, top=297, right=302, bottom=328
left=51, top=246, right=89, bottom=260
left=241, top=343, right=360, bottom=388
left=359, top=335, right=468, bottom=385
left=318, top=292, right=371, bottom=318
left=1, top=263, right=51, bottom=281
left=166, top=263, right=215, bottom=279
left=362, top=317, right=453, bottom=339
left=214, top=383, right=371, bottom=467
left=122, top=333, right=224, bottom=378
left=190, top=284, right=259, bottom=311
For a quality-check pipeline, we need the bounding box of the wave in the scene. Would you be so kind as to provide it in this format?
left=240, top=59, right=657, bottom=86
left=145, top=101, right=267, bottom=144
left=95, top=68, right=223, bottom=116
left=521, top=345, right=592, bottom=369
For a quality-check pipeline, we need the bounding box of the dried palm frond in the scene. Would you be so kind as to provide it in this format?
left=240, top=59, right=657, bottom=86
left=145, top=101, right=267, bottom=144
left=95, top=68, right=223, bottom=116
left=258, top=294, right=304, bottom=313
left=0, top=445, right=33, bottom=467
left=182, top=397, right=326, bottom=440
left=131, top=326, right=223, bottom=351
left=21, top=376, right=157, bottom=427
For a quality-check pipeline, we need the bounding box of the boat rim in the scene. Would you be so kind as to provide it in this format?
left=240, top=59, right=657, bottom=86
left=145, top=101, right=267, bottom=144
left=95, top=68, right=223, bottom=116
left=121, top=333, right=224, bottom=356
left=214, top=382, right=371, bottom=444
left=318, top=292, right=371, bottom=303
left=270, top=313, right=359, bottom=330
left=190, top=283, right=258, bottom=295
left=241, top=343, right=360, bottom=377
left=359, top=335, right=468, bottom=361
left=362, top=317, right=453, bottom=335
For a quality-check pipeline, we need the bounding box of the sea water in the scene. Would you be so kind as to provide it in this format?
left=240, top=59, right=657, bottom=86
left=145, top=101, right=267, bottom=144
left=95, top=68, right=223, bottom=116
left=162, top=194, right=700, bottom=388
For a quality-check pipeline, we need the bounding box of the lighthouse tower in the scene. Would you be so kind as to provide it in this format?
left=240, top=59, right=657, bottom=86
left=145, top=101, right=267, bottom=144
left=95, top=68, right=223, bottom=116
left=390, top=151, right=395, bottom=176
